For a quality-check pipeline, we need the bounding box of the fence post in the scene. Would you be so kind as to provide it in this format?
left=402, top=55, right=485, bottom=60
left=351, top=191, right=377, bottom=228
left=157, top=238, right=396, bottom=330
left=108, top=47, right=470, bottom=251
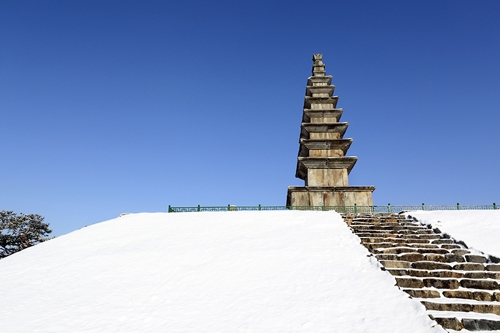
left=258, top=204, right=261, bottom=211
left=197, top=204, right=200, bottom=212
left=422, top=203, right=425, bottom=210
left=494, top=203, right=497, bottom=210
left=457, top=203, right=460, bottom=210
left=388, top=203, right=391, bottom=213
left=354, top=203, right=358, bottom=214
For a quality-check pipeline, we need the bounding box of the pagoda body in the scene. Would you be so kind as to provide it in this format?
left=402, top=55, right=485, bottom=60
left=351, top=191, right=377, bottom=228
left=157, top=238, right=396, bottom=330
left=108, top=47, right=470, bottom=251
left=287, top=54, right=375, bottom=207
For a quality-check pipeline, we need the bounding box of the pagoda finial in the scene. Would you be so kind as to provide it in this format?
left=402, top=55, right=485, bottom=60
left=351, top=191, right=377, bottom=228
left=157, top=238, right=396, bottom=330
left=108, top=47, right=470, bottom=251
left=312, top=53, right=326, bottom=76
left=313, top=53, right=323, bottom=62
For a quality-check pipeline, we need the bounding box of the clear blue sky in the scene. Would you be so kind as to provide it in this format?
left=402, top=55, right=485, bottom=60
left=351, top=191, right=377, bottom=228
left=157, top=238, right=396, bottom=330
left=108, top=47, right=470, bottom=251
left=1, top=1, right=499, bottom=235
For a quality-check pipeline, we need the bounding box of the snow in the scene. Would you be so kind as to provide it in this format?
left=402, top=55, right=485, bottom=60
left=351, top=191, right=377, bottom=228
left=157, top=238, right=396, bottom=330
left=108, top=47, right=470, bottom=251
left=0, top=211, right=446, bottom=332
left=406, top=210, right=500, bottom=258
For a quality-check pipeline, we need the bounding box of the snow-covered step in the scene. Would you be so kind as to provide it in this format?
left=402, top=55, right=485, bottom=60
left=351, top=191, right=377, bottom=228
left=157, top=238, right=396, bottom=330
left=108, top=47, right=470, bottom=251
left=388, top=268, right=500, bottom=280
left=421, top=299, right=500, bottom=315
left=430, top=310, right=500, bottom=331
left=442, top=290, right=500, bottom=302
left=344, top=213, right=500, bottom=331
left=373, top=247, right=451, bottom=254
left=362, top=237, right=435, bottom=244
left=396, top=276, right=461, bottom=289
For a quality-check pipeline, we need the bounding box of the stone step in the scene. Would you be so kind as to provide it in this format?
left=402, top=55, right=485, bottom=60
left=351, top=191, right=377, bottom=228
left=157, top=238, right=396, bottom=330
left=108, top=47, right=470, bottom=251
left=460, top=279, right=500, bottom=290
left=354, top=230, right=435, bottom=236
left=411, top=261, right=454, bottom=270
left=360, top=237, right=434, bottom=245
left=396, top=277, right=460, bottom=289
left=431, top=312, right=500, bottom=331
left=359, top=234, right=442, bottom=241
left=422, top=300, right=500, bottom=316
left=350, top=222, right=418, bottom=228
left=351, top=225, right=431, bottom=232
left=487, top=265, right=500, bottom=272
left=443, top=290, right=500, bottom=302
left=452, top=249, right=471, bottom=255
left=430, top=239, right=455, bottom=244
left=403, top=288, right=500, bottom=302
left=454, top=263, right=487, bottom=271
left=403, top=288, right=440, bottom=298
left=376, top=253, right=467, bottom=263
left=379, top=260, right=412, bottom=269
left=387, top=268, right=500, bottom=280
left=344, top=213, right=500, bottom=331
left=397, top=276, right=500, bottom=290
left=372, top=247, right=451, bottom=255
left=440, top=244, right=463, bottom=250
left=466, top=255, right=490, bottom=263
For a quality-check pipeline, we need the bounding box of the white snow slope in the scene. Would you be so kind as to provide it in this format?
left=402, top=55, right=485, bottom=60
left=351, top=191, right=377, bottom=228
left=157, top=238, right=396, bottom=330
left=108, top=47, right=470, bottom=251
left=0, top=211, right=445, bottom=333
left=407, top=210, right=500, bottom=258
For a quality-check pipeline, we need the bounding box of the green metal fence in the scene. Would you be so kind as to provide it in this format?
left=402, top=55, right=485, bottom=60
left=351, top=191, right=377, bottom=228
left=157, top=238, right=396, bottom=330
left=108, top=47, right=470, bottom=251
left=168, top=203, right=498, bottom=213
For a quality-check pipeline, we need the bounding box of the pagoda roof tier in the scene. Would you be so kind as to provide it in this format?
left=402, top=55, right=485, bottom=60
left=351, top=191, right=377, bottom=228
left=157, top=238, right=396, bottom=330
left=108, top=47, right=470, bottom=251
left=306, top=85, right=334, bottom=97
left=295, top=156, right=358, bottom=180
left=297, top=139, right=353, bottom=157
left=287, top=186, right=376, bottom=192
left=302, top=108, right=343, bottom=123
left=300, top=123, right=348, bottom=139
left=304, top=96, right=338, bottom=109
left=307, top=76, right=332, bottom=86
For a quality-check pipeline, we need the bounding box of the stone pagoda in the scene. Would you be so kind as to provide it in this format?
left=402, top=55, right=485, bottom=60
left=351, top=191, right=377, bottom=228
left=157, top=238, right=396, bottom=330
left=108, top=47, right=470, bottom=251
left=287, top=54, right=375, bottom=207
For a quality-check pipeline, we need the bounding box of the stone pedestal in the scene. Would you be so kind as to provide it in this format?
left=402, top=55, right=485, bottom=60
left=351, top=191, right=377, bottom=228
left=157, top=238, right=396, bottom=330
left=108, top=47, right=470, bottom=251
left=287, top=54, right=375, bottom=207
left=287, top=186, right=374, bottom=207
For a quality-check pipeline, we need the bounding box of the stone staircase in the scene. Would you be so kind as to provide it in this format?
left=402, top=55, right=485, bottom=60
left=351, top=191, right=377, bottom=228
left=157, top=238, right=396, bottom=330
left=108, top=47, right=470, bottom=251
left=343, top=213, right=500, bottom=331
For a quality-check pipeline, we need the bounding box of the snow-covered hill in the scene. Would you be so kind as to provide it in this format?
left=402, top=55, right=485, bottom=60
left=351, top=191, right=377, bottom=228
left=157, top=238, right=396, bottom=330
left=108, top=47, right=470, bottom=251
left=407, top=210, right=500, bottom=260
left=0, top=211, right=446, bottom=332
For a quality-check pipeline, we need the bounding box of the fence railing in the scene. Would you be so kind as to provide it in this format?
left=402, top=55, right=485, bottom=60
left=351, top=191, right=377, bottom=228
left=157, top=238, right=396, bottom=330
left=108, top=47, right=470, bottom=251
left=168, top=203, right=498, bottom=214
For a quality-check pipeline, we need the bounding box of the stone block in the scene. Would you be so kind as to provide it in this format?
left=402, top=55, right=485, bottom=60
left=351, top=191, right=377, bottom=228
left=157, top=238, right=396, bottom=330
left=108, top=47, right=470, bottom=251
left=423, top=278, right=460, bottom=289
left=452, top=249, right=471, bottom=255
left=460, top=279, right=499, bottom=290
left=381, top=247, right=415, bottom=254
left=464, top=279, right=498, bottom=290
left=473, top=303, right=500, bottom=315
left=443, top=290, right=475, bottom=300
left=307, top=169, right=348, bottom=187
left=375, top=254, right=398, bottom=261
left=444, top=254, right=466, bottom=263
left=412, top=261, right=452, bottom=270
left=434, top=317, right=464, bottom=330
left=421, top=301, right=473, bottom=312
left=396, top=277, right=425, bottom=288
left=473, top=291, right=494, bottom=301
left=424, top=254, right=447, bottom=262
left=398, top=253, right=426, bottom=262
left=387, top=269, right=409, bottom=276
left=486, top=265, right=500, bottom=271
left=380, top=260, right=412, bottom=269
left=464, top=272, right=489, bottom=279
left=404, top=289, right=440, bottom=298
left=431, top=239, right=454, bottom=245
left=440, top=244, right=462, bottom=250
left=465, top=255, right=489, bottom=263
left=463, top=318, right=500, bottom=331
left=453, top=263, right=485, bottom=271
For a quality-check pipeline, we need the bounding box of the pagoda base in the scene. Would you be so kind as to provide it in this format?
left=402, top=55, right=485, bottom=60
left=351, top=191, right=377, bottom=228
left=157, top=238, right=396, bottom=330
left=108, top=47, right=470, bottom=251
left=287, top=186, right=375, bottom=208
